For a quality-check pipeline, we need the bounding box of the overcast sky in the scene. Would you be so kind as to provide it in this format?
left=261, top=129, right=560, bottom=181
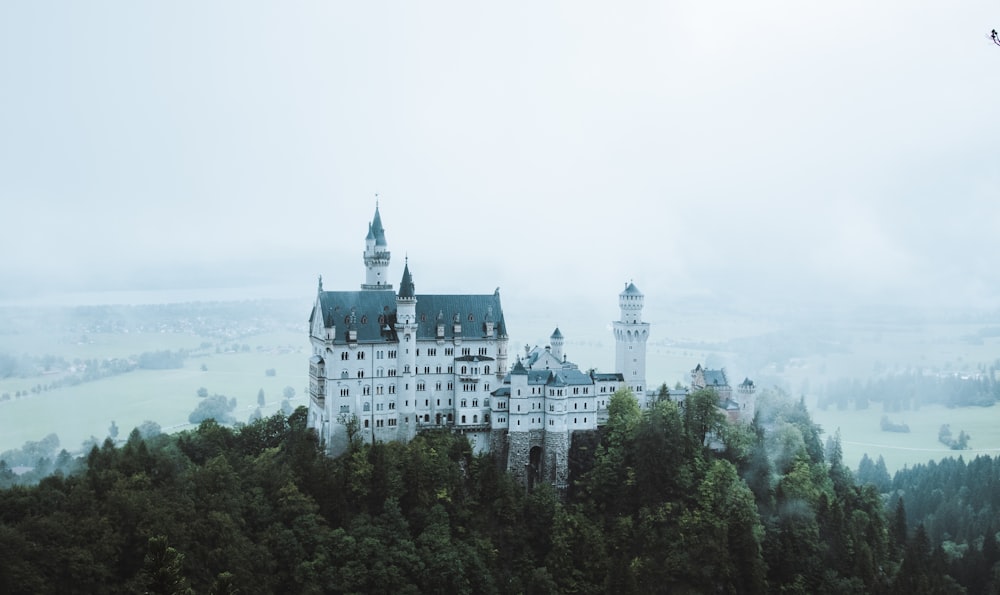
left=2, top=2, right=999, bottom=317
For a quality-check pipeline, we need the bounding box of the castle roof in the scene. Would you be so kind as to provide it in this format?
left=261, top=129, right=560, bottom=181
left=511, top=359, right=528, bottom=375
left=311, top=290, right=505, bottom=344
left=621, top=282, right=642, bottom=296
left=591, top=372, right=625, bottom=382
left=371, top=205, right=387, bottom=247
left=739, top=377, right=754, bottom=388
left=703, top=369, right=728, bottom=387
left=551, top=327, right=563, bottom=339
left=398, top=261, right=415, bottom=299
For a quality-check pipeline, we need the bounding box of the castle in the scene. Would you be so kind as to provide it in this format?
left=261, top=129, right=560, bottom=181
left=306, top=205, right=653, bottom=487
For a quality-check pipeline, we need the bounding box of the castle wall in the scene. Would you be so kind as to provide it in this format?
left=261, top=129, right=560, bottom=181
left=544, top=429, right=570, bottom=488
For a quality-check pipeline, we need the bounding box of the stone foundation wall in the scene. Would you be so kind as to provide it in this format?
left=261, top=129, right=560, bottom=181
left=544, top=430, right=570, bottom=488
left=506, top=431, right=532, bottom=485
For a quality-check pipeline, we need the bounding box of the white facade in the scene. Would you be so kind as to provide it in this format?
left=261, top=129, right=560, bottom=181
left=307, top=206, right=644, bottom=484
left=613, top=282, right=650, bottom=402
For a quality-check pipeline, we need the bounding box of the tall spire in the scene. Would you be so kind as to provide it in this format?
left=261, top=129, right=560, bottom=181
left=371, top=203, right=387, bottom=247
left=362, top=200, right=392, bottom=290
left=398, top=257, right=415, bottom=299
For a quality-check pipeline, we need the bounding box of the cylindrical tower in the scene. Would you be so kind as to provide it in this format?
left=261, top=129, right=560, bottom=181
left=613, top=282, right=650, bottom=398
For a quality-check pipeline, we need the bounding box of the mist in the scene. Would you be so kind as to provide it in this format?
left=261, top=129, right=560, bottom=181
left=1, top=1, right=998, bottom=318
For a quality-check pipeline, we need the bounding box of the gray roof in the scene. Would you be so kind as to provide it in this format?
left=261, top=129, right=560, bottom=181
left=511, top=359, right=528, bottom=375
left=551, top=327, right=563, bottom=339
left=311, top=290, right=505, bottom=344
left=621, top=282, right=642, bottom=296
left=703, top=368, right=728, bottom=387
left=371, top=206, right=387, bottom=247
left=551, top=368, right=592, bottom=387
left=506, top=368, right=594, bottom=388
left=398, top=262, right=415, bottom=299
left=591, top=372, right=625, bottom=382
left=740, top=377, right=754, bottom=388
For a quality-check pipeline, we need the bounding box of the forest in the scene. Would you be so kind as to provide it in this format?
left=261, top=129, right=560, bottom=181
left=0, top=389, right=995, bottom=593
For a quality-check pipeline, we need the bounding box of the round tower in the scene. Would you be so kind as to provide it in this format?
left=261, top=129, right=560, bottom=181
left=736, top=377, right=757, bottom=422
left=395, top=260, right=418, bottom=441
left=613, top=282, right=650, bottom=398
left=362, top=204, right=393, bottom=290
left=550, top=327, right=564, bottom=363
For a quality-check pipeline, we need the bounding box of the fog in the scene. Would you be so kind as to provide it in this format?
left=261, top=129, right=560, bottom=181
left=2, top=2, right=999, bottom=331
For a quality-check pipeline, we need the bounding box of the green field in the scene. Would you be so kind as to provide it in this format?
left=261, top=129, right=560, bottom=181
left=0, top=330, right=309, bottom=455
left=809, top=402, right=1000, bottom=476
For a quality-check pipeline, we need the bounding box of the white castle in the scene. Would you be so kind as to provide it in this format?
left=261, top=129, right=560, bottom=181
left=306, top=205, right=653, bottom=487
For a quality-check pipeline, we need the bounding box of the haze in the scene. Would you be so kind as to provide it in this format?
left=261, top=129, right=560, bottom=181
left=2, top=1, right=998, bottom=322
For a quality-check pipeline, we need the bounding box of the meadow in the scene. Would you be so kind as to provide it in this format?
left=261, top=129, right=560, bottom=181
left=809, top=401, right=1000, bottom=475
left=0, top=328, right=309, bottom=455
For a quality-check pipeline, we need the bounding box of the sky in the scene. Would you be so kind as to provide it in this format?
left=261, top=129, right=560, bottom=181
left=2, top=2, right=999, bottom=320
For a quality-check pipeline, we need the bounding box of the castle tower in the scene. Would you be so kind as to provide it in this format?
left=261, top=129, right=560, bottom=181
left=736, top=377, right=757, bottom=422
left=362, top=204, right=393, bottom=290
left=550, top=327, right=564, bottom=363
left=613, top=282, right=650, bottom=398
left=395, top=260, right=418, bottom=441
left=505, top=359, right=534, bottom=486
left=542, top=374, right=569, bottom=489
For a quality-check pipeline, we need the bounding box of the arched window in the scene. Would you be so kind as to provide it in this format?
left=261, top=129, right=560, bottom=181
left=484, top=365, right=490, bottom=374
left=363, top=402, right=370, bottom=412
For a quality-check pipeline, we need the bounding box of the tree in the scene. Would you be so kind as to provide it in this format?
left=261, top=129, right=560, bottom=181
left=283, top=386, right=296, bottom=400
left=683, top=388, right=725, bottom=451
left=197, top=387, right=209, bottom=398
left=188, top=395, right=237, bottom=425
left=257, top=388, right=265, bottom=408
left=139, top=536, right=193, bottom=595
left=108, top=420, right=119, bottom=440
left=137, top=420, right=162, bottom=439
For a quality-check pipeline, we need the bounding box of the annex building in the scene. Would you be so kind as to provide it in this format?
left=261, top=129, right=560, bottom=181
left=307, top=205, right=652, bottom=487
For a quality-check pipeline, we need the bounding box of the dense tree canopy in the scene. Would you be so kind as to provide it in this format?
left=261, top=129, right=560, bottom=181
left=0, top=390, right=988, bottom=593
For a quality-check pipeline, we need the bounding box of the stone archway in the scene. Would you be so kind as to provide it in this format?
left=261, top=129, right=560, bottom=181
left=528, top=446, right=543, bottom=490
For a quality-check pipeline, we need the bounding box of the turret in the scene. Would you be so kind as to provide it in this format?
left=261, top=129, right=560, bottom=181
left=550, top=327, right=564, bottom=363
left=362, top=204, right=393, bottom=290
left=395, top=260, right=418, bottom=440
left=613, top=281, right=650, bottom=401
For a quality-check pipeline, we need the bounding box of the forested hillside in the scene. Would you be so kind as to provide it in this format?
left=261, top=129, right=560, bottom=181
left=0, top=390, right=985, bottom=593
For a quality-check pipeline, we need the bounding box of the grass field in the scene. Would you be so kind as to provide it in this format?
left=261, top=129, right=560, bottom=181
left=809, top=402, right=1000, bottom=476
left=0, top=331, right=309, bottom=455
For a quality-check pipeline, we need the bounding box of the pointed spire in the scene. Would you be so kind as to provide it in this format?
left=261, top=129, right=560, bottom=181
left=398, top=257, right=415, bottom=299
left=371, top=202, right=387, bottom=247
left=317, top=274, right=323, bottom=294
